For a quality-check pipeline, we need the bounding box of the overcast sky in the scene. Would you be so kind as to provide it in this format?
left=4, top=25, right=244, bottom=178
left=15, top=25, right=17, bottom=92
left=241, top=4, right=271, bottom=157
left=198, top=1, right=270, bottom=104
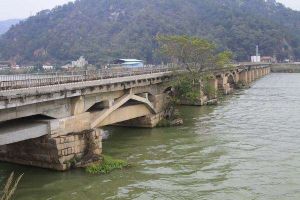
left=0, top=0, right=300, bottom=21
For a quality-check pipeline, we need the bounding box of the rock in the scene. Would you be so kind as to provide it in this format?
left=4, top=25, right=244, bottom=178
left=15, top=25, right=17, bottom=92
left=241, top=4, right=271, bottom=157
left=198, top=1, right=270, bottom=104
left=170, top=118, right=184, bottom=126
left=206, top=99, right=218, bottom=105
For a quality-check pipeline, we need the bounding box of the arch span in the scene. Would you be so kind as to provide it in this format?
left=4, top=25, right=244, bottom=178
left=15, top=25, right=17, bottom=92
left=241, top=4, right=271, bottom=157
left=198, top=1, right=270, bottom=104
left=91, top=93, right=157, bottom=128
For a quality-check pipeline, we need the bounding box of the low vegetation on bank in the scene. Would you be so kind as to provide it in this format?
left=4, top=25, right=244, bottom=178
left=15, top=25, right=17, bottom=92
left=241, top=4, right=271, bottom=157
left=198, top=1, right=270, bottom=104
left=85, top=155, right=129, bottom=174
left=1, top=172, right=23, bottom=200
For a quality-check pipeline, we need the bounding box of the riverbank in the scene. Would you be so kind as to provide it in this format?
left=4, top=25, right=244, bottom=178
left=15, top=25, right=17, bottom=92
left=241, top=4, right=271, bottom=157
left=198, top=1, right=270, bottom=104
left=271, top=63, right=300, bottom=73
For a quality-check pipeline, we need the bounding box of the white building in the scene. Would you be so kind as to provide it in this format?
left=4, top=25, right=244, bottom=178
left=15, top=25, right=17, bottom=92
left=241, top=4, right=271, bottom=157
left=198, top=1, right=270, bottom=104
left=42, top=65, right=54, bottom=70
left=251, top=56, right=261, bottom=63
left=72, top=56, right=88, bottom=68
left=111, top=59, right=144, bottom=68
left=62, top=56, right=88, bottom=69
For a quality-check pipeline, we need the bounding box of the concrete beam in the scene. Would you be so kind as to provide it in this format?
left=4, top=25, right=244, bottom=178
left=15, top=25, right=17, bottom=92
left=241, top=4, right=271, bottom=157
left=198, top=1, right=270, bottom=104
left=0, top=120, right=48, bottom=145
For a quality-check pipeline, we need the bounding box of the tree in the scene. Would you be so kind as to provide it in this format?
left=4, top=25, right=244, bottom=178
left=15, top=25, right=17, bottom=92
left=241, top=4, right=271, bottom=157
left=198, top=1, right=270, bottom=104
left=157, top=35, right=233, bottom=102
left=156, top=35, right=232, bottom=72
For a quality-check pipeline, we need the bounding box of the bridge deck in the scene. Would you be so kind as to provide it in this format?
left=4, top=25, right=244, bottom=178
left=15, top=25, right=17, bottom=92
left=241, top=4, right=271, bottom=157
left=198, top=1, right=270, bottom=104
left=0, top=67, right=173, bottom=91
left=0, top=71, right=172, bottom=97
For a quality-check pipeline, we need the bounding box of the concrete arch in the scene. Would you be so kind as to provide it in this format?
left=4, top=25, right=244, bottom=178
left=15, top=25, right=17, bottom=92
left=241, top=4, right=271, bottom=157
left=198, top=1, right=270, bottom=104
left=91, top=93, right=157, bottom=128
left=225, top=72, right=236, bottom=85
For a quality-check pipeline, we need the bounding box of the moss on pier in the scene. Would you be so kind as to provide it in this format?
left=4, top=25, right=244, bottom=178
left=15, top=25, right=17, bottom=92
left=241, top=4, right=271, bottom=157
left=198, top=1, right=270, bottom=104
left=85, top=155, right=128, bottom=174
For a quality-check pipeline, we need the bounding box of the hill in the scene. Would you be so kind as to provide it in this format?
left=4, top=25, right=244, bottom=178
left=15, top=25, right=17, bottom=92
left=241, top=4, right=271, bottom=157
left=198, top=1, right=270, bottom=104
left=0, top=19, right=21, bottom=35
left=0, top=0, right=300, bottom=65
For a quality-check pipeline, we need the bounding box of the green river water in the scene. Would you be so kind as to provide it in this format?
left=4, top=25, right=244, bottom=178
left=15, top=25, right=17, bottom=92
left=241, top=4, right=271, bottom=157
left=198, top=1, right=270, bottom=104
left=1, top=73, right=300, bottom=200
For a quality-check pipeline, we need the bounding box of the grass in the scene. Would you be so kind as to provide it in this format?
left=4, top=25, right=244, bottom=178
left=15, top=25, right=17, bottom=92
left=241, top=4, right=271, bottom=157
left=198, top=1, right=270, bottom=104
left=86, top=155, right=129, bottom=174
left=1, top=172, right=23, bottom=200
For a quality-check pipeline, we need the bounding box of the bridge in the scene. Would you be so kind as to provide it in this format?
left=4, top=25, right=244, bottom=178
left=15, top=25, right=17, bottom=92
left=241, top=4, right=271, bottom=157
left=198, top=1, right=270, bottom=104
left=0, top=64, right=271, bottom=170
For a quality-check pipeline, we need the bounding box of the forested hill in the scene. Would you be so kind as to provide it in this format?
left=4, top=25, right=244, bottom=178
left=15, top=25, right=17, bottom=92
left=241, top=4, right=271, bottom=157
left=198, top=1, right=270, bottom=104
left=0, top=19, right=21, bottom=35
left=1, top=0, right=300, bottom=65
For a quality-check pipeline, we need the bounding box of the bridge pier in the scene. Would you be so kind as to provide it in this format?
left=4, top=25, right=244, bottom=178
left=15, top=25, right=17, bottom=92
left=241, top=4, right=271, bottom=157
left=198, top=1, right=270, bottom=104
left=0, top=127, right=102, bottom=171
left=239, top=71, right=248, bottom=84
left=207, top=78, right=218, bottom=99
left=247, top=70, right=252, bottom=83
left=217, top=74, right=233, bottom=95
left=251, top=70, right=256, bottom=81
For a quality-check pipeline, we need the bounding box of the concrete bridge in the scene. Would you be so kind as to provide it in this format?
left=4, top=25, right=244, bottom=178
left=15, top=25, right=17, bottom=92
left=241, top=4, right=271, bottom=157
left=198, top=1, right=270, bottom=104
left=0, top=64, right=271, bottom=170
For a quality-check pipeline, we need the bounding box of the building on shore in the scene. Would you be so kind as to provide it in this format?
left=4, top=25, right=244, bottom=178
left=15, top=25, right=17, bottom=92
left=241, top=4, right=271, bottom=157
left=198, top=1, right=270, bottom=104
left=61, top=56, right=88, bottom=70
left=42, top=65, right=54, bottom=70
left=251, top=56, right=261, bottom=63
left=110, top=59, right=144, bottom=68
left=0, top=61, right=11, bottom=70
left=261, top=56, right=276, bottom=63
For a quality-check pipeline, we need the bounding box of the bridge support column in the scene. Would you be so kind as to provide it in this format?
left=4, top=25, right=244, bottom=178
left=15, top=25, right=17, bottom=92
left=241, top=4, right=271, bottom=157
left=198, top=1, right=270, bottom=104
left=252, top=70, right=256, bottom=80
left=255, top=69, right=259, bottom=79
left=0, top=124, right=103, bottom=171
left=207, top=78, right=218, bottom=99
left=258, top=69, right=263, bottom=78
left=217, top=75, right=232, bottom=95
left=239, top=71, right=248, bottom=85
left=234, top=72, right=240, bottom=83
left=0, top=111, right=104, bottom=171
left=247, top=71, right=252, bottom=83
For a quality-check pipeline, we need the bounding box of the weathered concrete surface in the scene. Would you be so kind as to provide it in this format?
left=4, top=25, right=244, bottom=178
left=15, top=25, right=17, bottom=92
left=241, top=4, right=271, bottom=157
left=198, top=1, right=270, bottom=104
left=0, top=129, right=102, bottom=171
left=0, top=120, right=48, bottom=145
left=271, top=63, right=300, bottom=73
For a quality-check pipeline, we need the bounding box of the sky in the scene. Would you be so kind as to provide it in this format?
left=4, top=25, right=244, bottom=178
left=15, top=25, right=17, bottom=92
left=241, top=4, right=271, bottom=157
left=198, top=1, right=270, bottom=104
left=0, top=0, right=300, bottom=21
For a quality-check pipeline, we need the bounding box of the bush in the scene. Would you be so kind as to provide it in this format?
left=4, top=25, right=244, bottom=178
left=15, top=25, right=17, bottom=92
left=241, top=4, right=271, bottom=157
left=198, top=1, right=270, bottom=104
left=86, top=155, right=128, bottom=174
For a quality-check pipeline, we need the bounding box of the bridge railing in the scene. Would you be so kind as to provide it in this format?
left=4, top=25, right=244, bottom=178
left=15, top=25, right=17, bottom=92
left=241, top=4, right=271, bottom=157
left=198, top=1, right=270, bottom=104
left=0, top=63, right=270, bottom=91
left=0, top=64, right=178, bottom=91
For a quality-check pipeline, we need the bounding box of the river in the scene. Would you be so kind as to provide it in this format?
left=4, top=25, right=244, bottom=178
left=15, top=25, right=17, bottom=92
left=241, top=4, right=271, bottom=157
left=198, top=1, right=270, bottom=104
left=1, top=73, right=300, bottom=200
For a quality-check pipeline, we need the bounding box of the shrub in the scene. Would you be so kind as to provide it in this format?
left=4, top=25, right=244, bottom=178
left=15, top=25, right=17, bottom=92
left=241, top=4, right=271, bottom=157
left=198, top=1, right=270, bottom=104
left=86, top=155, right=128, bottom=174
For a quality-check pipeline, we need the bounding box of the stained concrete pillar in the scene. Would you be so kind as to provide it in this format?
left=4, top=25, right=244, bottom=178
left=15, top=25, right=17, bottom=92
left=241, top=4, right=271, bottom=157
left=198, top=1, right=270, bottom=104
left=255, top=69, right=259, bottom=79
left=0, top=126, right=103, bottom=171
left=207, top=78, right=218, bottom=99
left=234, top=72, right=240, bottom=83
left=258, top=69, right=263, bottom=78
left=247, top=70, right=252, bottom=83
left=252, top=70, right=256, bottom=80
left=239, top=71, right=248, bottom=84
left=217, top=74, right=232, bottom=95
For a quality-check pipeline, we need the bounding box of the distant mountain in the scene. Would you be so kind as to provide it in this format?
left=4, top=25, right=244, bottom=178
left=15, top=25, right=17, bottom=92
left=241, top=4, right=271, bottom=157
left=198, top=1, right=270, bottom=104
left=0, top=0, right=300, bottom=65
left=0, top=19, right=21, bottom=35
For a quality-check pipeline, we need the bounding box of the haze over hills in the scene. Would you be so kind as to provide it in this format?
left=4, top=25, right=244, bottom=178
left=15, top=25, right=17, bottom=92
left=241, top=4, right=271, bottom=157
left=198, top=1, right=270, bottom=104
left=0, top=0, right=300, bottom=65
left=0, top=19, right=21, bottom=35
